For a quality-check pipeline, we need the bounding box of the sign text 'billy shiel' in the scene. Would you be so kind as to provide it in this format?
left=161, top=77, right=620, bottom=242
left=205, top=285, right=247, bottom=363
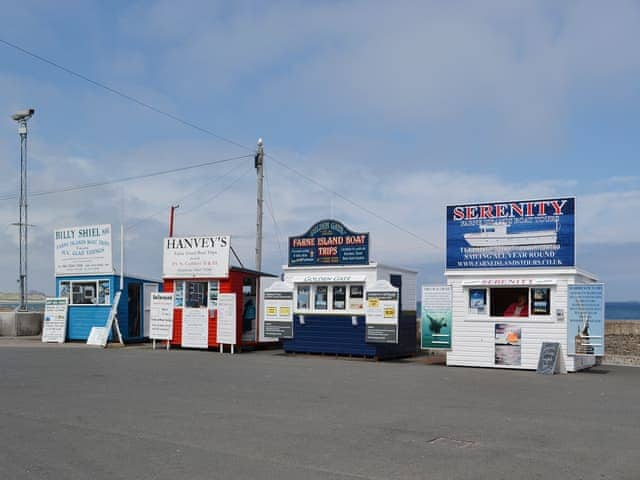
left=452, top=199, right=569, bottom=221
left=55, top=225, right=111, bottom=240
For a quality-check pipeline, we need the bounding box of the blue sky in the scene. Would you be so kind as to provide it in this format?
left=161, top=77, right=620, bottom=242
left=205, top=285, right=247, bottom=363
left=0, top=1, right=639, bottom=300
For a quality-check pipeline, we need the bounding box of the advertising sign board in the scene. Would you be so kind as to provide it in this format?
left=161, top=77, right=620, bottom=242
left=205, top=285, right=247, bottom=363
left=149, top=292, right=174, bottom=341
left=263, top=282, right=294, bottom=339
left=567, top=284, right=604, bottom=356
left=41, top=297, right=68, bottom=343
left=365, top=281, right=399, bottom=343
left=421, top=286, right=452, bottom=349
left=163, top=235, right=230, bottom=278
left=217, top=293, right=237, bottom=345
left=288, top=219, right=369, bottom=266
left=54, top=224, right=113, bottom=275
left=181, top=308, right=208, bottom=348
left=446, top=198, right=575, bottom=269
left=495, top=324, right=521, bottom=366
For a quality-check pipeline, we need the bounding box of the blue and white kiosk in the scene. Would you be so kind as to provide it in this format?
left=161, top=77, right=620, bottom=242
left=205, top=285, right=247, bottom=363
left=265, top=219, right=417, bottom=359
left=54, top=224, right=161, bottom=343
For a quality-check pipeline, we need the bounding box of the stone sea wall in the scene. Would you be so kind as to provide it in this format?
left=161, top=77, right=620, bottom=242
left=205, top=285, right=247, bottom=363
left=604, top=320, right=640, bottom=366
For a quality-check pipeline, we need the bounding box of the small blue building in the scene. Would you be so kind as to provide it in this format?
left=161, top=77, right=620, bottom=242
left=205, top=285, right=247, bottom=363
left=55, top=274, right=161, bottom=342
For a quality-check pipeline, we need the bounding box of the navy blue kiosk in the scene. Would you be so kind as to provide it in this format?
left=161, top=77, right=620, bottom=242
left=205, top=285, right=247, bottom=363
left=275, top=219, right=417, bottom=359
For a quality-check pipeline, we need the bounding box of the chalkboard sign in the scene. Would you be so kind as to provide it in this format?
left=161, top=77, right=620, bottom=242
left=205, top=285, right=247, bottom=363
left=536, top=342, right=561, bottom=375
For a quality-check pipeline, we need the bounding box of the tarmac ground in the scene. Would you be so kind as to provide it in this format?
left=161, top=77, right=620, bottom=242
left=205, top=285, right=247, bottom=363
left=0, top=338, right=638, bottom=479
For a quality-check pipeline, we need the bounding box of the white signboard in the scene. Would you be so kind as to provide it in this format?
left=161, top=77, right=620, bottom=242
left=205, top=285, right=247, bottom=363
left=163, top=235, right=230, bottom=278
left=54, top=224, right=113, bottom=275
left=217, top=293, right=237, bottom=345
left=263, top=282, right=294, bottom=339
left=41, top=297, right=68, bottom=343
left=181, top=308, right=208, bottom=348
left=365, top=280, right=399, bottom=344
left=149, top=292, right=174, bottom=340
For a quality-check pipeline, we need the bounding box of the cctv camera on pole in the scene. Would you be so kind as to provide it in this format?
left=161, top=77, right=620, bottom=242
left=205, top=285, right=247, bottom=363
left=11, top=108, right=34, bottom=311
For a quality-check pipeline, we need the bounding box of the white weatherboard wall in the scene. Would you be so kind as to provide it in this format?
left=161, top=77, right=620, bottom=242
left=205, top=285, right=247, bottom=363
left=283, top=263, right=417, bottom=313
left=445, top=268, right=598, bottom=373
left=376, top=264, right=417, bottom=311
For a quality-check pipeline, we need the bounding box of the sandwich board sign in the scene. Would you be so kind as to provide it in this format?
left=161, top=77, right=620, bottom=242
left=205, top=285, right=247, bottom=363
left=149, top=292, right=174, bottom=341
left=217, top=293, right=237, bottom=352
left=87, top=291, right=123, bottom=347
left=41, top=297, right=69, bottom=343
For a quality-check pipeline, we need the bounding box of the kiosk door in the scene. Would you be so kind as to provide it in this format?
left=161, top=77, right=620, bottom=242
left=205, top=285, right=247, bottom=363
left=390, top=274, right=402, bottom=313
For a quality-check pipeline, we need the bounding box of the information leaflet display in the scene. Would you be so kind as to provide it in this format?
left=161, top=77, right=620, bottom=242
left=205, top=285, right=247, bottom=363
left=149, top=293, right=174, bottom=341
left=568, top=284, right=604, bottom=356
left=217, top=293, right=237, bottom=345
left=54, top=224, right=112, bottom=275
left=263, top=288, right=293, bottom=338
left=421, top=286, right=452, bottom=349
left=181, top=308, right=208, bottom=348
left=365, top=282, right=399, bottom=343
left=163, top=235, right=230, bottom=278
left=41, top=297, right=68, bottom=343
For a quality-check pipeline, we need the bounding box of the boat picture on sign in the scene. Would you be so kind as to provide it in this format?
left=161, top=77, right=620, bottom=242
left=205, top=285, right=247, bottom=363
left=446, top=198, right=575, bottom=270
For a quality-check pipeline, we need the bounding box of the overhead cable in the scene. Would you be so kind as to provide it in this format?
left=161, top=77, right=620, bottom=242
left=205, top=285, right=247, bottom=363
left=0, top=38, right=440, bottom=249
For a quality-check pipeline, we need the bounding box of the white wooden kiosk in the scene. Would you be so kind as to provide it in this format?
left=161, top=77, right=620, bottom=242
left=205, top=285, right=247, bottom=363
left=444, top=198, right=603, bottom=373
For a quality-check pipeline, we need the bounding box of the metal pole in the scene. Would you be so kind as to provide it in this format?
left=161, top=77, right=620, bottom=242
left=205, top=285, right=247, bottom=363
left=169, top=204, right=179, bottom=237
left=18, top=120, right=28, bottom=311
left=255, top=138, right=264, bottom=272
left=11, top=109, right=34, bottom=312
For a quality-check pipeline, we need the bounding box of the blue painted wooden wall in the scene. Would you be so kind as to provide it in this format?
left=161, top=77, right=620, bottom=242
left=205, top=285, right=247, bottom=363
left=282, top=312, right=416, bottom=359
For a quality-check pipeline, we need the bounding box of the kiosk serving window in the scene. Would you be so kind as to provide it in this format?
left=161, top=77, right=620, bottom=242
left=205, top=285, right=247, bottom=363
left=297, top=285, right=310, bottom=309
left=60, top=279, right=110, bottom=305
left=295, top=283, right=366, bottom=313
left=467, top=286, right=552, bottom=318
left=332, top=286, right=346, bottom=310
left=172, top=280, right=219, bottom=310
left=315, top=286, right=328, bottom=310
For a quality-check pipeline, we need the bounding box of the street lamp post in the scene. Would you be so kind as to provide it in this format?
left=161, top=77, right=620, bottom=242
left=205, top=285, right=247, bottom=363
left=11, top=108, right=34, bottom=312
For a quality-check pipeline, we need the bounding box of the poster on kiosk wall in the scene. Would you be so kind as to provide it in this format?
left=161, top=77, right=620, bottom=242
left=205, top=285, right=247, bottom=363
left=263, top=282, right=294, bottom=339
left=421, top=286, right=452, bottom=349
left=446, top=198, right=575, bottom=270
left=54, top=224, right=112, bottom=275
left=567, top=284, right=604, bottom=356
left=365, top=281, right=399, bottom=344
left=163, top=235, right=230, bottom=278
left=181, top=308, right=208, bottom=349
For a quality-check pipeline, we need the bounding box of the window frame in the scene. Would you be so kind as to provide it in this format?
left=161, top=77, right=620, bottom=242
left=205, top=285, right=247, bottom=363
left=294, top=283, right=366, bottom=314
left=465, top=285, right=554, bottom=322
left=59, top=279, right=111, bottom=306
